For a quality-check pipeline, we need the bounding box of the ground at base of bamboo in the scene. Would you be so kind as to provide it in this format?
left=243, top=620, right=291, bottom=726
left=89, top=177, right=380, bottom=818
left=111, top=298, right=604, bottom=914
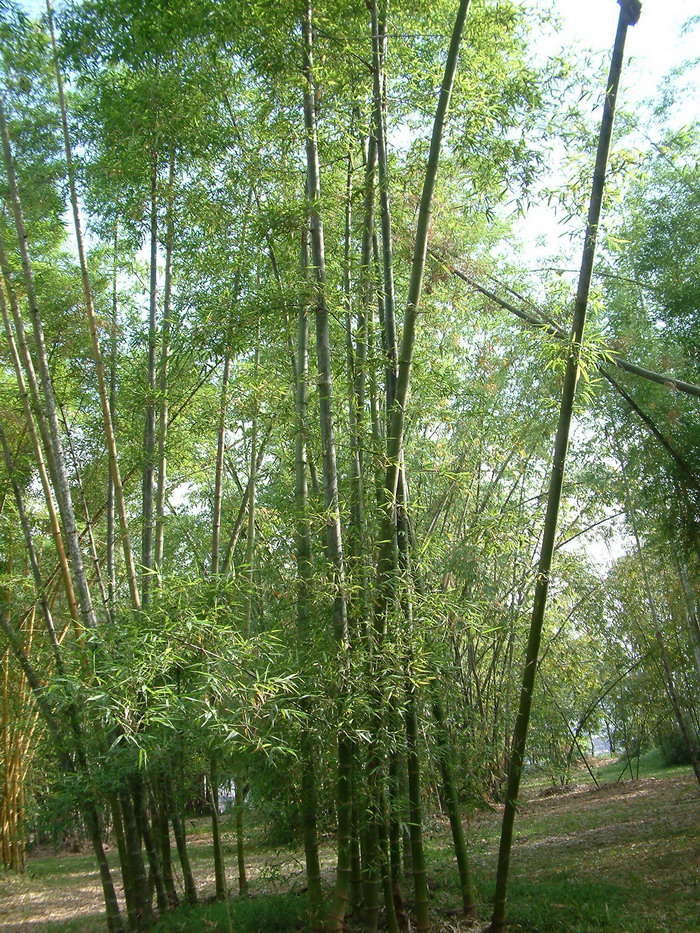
left=1, top=759, right=697, bottom=933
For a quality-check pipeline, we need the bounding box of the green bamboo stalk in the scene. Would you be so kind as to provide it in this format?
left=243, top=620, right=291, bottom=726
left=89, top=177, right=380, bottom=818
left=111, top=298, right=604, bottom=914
left=208, top=755, right=227, bottom=901
left=0, top=273, right=80, bottom=625
left=297, top=228, right=324, bottom=931
left=45, top=0, right=141, bottom=610
left=163, top=770, right=198, bottom=905
left=371, top=4, right=473, bottom=929
left=154, top=156, right=176, bottom=584
left=142, top=155, right=159, bottom=608
left=301, top=6, right=353, bottom=928
left=489, top=4, right=641, bottom=929
left=0, top=97, right=97, bottom=631
left=371, top=0, right=398, bottom=410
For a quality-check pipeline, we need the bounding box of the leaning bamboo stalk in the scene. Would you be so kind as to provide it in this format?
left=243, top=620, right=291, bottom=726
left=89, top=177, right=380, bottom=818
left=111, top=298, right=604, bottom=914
left=0, top=97, right=96, bottom=631
left=489, top=4, right=641, bottom=929
left=431, top=249, right=700, bottom=401
left=46, top=0, right=141, bottom=610
left=59, top=405, right=112, bottom=620
left=0, top=279, right=79, bottom=625
left=435, top=256, right=700, bottom=485
left=0, top=423, right=65, bottom=669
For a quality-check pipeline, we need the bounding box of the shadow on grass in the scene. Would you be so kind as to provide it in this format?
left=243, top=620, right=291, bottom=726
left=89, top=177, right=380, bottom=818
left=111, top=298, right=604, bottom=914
left=152, top=892, right=311, bottom=933
left=477, top=876, right=626, bottom=933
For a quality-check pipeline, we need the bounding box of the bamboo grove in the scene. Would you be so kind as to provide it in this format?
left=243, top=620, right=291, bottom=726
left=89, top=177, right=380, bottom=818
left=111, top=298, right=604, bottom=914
left=1, top=0, right=699, bottom=931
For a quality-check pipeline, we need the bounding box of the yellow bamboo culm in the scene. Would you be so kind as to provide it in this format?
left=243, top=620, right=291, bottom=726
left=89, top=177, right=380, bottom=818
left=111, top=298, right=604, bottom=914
left=1, top=608, right=41, bottom=874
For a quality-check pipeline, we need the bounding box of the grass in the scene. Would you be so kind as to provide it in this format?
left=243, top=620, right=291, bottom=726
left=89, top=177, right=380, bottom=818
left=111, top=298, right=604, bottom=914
left=592, top=747, right=692, bottom=783
left=1, top=753, right=697, bottom=932
left=151, top=893, right=309, bottom=933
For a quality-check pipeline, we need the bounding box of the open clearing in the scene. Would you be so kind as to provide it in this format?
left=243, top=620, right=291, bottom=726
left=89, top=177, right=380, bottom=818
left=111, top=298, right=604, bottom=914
left=1, top=764, right=698, bottom=932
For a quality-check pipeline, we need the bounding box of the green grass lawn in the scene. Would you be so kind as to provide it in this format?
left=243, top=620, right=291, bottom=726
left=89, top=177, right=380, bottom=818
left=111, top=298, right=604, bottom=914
left=1, top=754, right=697, bottom=933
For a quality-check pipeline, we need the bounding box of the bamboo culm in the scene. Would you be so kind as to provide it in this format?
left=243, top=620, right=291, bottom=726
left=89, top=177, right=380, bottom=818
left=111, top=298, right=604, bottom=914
left=0, top=100, right=97, bottom=631
left=489, top=5, right=641, bottom=929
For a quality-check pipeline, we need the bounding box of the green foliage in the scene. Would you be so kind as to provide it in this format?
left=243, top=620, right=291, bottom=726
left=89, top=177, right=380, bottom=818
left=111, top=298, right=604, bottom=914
left=657, top=724, right=700, bottom=767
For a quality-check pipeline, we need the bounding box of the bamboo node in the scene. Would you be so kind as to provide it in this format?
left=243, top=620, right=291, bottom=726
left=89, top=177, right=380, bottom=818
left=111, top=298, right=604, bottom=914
left=619, top=0, right=642, bottom=26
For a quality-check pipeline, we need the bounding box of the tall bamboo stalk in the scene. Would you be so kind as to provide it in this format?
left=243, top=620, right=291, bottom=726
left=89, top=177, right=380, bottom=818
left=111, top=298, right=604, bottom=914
left=154, top=156, right=176, bottom=582
left=211, top=191, right=253, bottom=576
left=208, top=756, right=227, bottom=901
left=489, top=4, right=641, bottom=929
left=212, top=351, right=232, bottom=577
left=301, top=7, right=352, bottom=928
left=371, top=0, right=398, bottom=410
left=163, top=770, right=198, bottom=905
left=243, top=343, right=259, bottom=640
left=106, top=227, right=118, bottom=605
left=0, top=276, right=79, bottom=625
left=296, top=228, right=324, bottom=930
left=0, top=97, right=97, bottom=632
left=142, top=155, right=159, bottom=608
left=370, top=3, right=473, bottom=929
left=46, top=0, right=141, bottom=610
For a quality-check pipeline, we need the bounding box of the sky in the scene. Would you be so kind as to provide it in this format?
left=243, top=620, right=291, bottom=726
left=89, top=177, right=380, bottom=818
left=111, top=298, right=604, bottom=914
left=547, top=0, right=696, bottom=102
left=512, top=0, right=698, bottom=263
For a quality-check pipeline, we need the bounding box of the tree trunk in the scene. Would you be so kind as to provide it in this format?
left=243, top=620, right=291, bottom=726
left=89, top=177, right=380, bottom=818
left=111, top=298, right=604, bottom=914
left=235, top=779, right=249, bottom=896
left=431, top=691, right=477, bottom=918
left=119, top=789, right=153, bottom=928
left=131, top=773, right=168, bottom=914
left=677, top=561, right=700, bottom=690
left=151, top=777, right=179, bottom=908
